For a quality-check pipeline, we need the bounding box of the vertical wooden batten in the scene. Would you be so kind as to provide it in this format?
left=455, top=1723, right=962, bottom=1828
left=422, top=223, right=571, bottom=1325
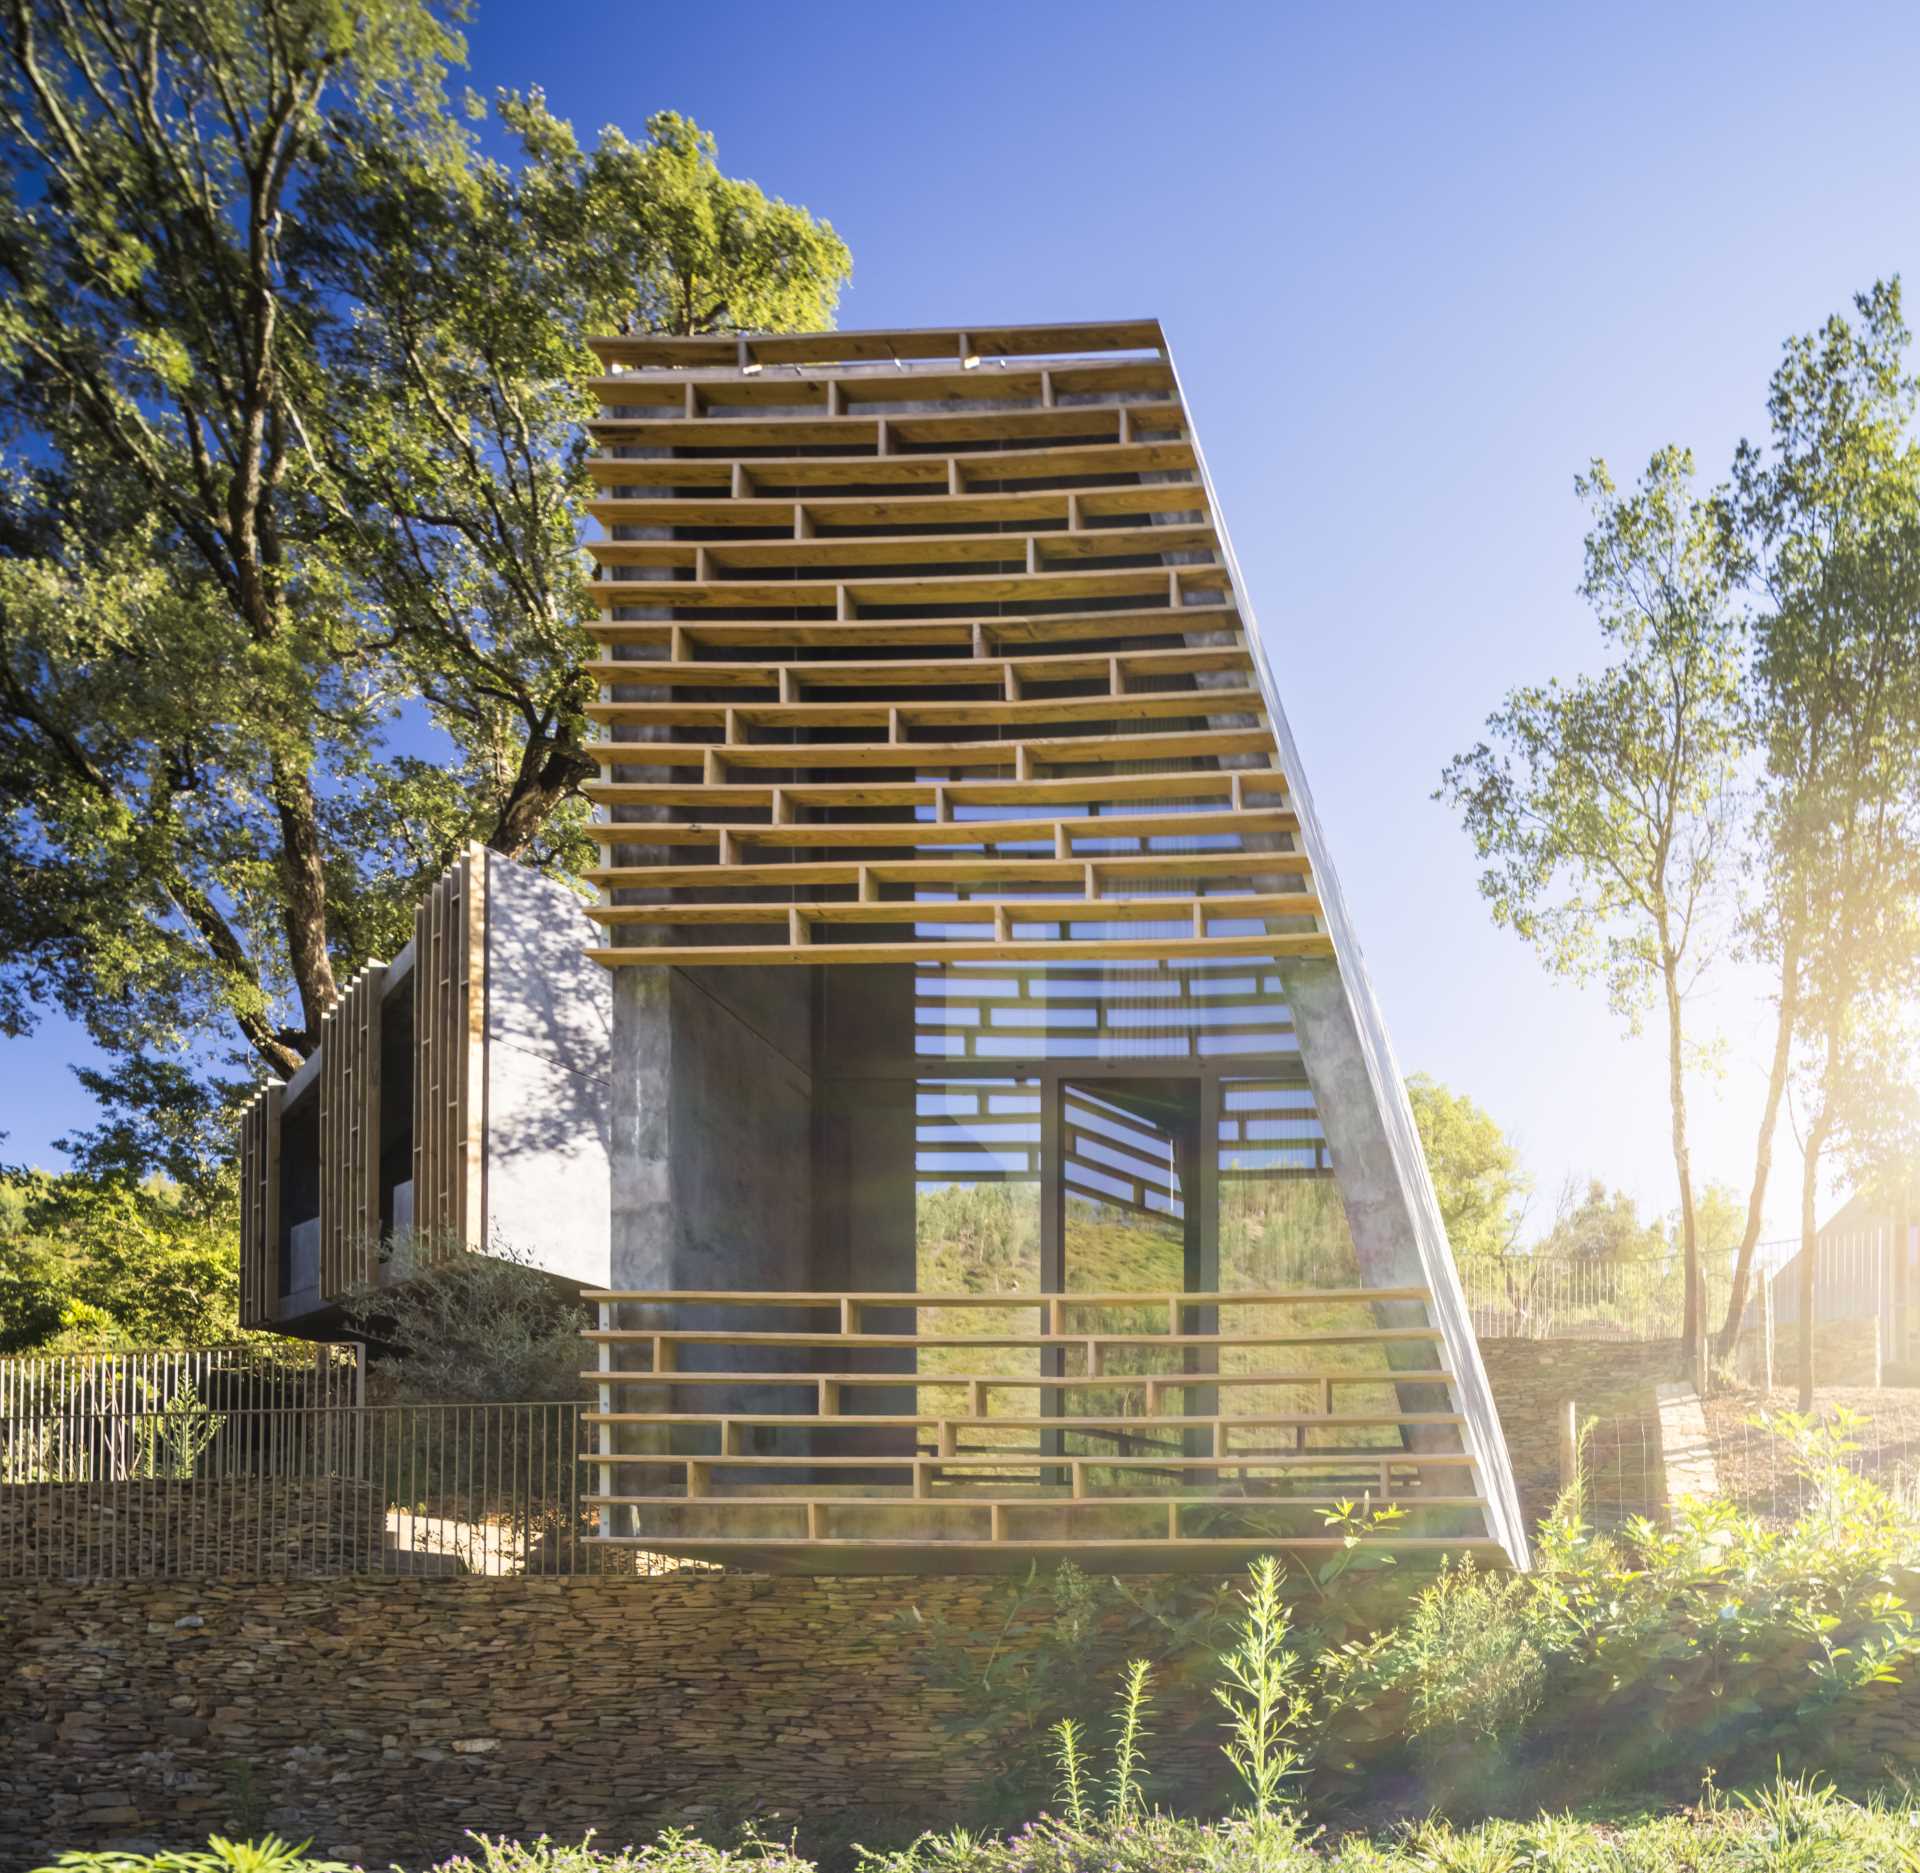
left=316, top=964, right=386, bottom=1299
left=238, top=1083, right=283, bottom=1330
left=412, top=845, right=488, bottom=1257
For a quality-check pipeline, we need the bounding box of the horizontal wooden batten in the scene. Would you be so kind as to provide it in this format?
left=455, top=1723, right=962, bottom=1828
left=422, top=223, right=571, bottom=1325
left=590, top=563, right=1228, bottom=612
left=586, top=1365, right=1445, bottom=1393
left=583, top=644, right=1250, bottom=693
left=586, top=851, right=1310, bottom=893
left=586, top=892, right=1320, bottom=930
left=585, top=600, right=1242, bottom=652
left=586, top=485, right=1208, bottom=532
left=588, top=727, right=1276, bottom=773
left=586, top=400, right=1183, bottom=451
left=583, top=1410, right=1465, bottom=1430
left=587, top=767, right=1285, bottom=814
left=589, top=358, right=1175, bottom=409
left=583, top=804, right=1298, bottom=851
left=584, top=439, right=1198, bottom=492
left=587, top=317, right=1167, bottom=368
left=584, top=1286, right=1433, bottom=1305
left=586, top=687, right=1267, bottom=733
left=585, top=932, right=1333, bottom=967
left=588, top=521, right=1217, bottom=573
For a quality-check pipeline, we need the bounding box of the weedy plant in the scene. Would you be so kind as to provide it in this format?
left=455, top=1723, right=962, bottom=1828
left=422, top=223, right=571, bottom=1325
left=34, top=1839, right=349, bottom=1873
left=1213, top=1553, right=1311, bottom=1824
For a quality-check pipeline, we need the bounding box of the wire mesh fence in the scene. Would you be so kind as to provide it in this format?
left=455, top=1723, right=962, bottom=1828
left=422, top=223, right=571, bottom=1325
left=0, top=1400, right=694, bottom=1582
left=1566, top=1395, right=1920, bottom=1533
left=1460, top=1243, right=1799, bottom=1343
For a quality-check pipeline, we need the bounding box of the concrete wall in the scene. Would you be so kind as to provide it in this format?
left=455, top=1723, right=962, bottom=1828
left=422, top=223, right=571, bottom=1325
left=482, top=854, right=612, bottom=1287
left=608, top=966, right=815, bottom=1296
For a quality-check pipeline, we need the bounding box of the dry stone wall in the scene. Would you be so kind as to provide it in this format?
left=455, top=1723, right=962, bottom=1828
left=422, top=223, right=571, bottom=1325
left=0, top=1573, right=1123, bottom=1866
left=1477, top=1337, right=1684, bottom=1523
left=0, top=1478, right=385, bottom=1582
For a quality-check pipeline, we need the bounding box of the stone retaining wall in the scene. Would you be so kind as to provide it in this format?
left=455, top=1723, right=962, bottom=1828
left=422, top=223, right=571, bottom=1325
left=0, top=1572, right=1238, bottom=1867
left=0, top=1477, right=385, bottom=1582
left=1477, top=1338, right=1683, bottom=1523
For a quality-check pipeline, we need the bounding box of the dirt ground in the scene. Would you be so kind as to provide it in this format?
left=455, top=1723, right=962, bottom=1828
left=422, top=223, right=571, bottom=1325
left=1700, top=1383, right=1920, bottom=1516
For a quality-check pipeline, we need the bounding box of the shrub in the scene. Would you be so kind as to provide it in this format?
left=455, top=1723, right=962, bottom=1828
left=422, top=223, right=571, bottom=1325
left=344, top=1233, right=588, bottom=1403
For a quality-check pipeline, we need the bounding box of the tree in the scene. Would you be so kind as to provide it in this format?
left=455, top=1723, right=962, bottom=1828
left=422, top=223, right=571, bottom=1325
left=1735, top=282, right=1920, bottom=1406
left=0, top=1170, right=242, bottom=1352
left=296, top=97, right=850, bottom=868
left=1537, top=1178, right=1666, bottom=1264
left=1439, top=447, right=1747, bottom=1356
left=0, top=0, right=466, bottom=1076
left=1406, top=1073, right=1529, bottom=1264
left=0, top=9, right=850, bottom=1164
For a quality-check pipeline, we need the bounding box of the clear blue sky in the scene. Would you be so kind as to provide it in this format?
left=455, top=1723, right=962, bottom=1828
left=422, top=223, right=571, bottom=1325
left=6, top=0, right=1917, bottom=1242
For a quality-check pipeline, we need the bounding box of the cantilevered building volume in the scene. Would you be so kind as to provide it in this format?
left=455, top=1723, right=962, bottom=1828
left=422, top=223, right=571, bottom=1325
left=581, top=318, right=1529, bottom=1570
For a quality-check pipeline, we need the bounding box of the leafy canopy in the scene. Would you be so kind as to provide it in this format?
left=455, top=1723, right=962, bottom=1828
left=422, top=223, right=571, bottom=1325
left=1404, top=1073, right=1528, bottom=1264
left=0, top=6, right=850, bottom=1177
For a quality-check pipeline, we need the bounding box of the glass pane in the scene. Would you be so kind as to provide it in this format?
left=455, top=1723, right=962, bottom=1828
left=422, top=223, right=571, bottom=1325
left=1062, top=1079, right=1200, bottom=1477
left=1215, top=1075, right=1406, bottom=1479
left=914, top=1078, right=1041, bottom=1458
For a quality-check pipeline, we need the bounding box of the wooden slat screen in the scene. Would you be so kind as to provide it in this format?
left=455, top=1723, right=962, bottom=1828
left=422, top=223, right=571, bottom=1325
left=412, top=847, right=487, bottom=1254
left=583, top=317, right=1329, bottom=970
left=238, top=1082, right=282, bottom=1330
left=317, top=963, right=386, bottom=1300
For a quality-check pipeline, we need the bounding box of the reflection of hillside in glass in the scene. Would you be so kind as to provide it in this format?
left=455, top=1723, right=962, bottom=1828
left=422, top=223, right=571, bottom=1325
left=1219, top=1172, right=1401, bottom=1451
left=915, top=1080, right=1041, bottom=1459
left=910, top=1068, right=1424, bottom=1521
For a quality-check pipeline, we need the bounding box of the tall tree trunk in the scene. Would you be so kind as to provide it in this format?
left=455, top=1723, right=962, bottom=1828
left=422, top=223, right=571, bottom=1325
left=488, top=731, right=596, bottom=861
left=1796, top=1105, right=1829, bottom=1411
left=1716, top=925, right=1802, bottom=1359
left=1797, top=1014, right=1842, bottom=1410
left=1661, top=945, right=1703, bottom=1369
left=271, top=754, right=338, bottom=1046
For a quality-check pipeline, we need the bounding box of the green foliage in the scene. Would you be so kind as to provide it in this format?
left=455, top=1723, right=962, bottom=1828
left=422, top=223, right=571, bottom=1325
left=426, top=1831, right=816, bottom=1872
left=854, top=1784, right=1920, bottom=1871
left=1316, top=1406, right=1920, bottom=1811
left=1324, top=1559, right=1546, bottom=1774
left=33, top=1836, right=347, bottom=1872
left=42, top=1793, right=1920, bottom=1873
left=344, top=1233, right=588, bottom=1402
left=0, top=1169, right=243, bottom=1352
left=1213, top=1555, right=1311, bottom=1823
left=1404, top=1075, right=1529, bottom=1265
left=0, top=3, right=849, bottom=1168
left=895, top=1562, right=1246, bottom=1817
left=1105, top=1659, right=1155, bottom=1822
left=1536, top=1177, right=1667, bottom=1263
left=1734, top=280, right=1920, bottom=1395
left=1440, top=441, right=1749, bottom=1343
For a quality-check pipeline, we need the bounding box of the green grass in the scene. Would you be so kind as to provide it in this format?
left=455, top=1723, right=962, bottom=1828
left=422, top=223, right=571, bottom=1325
left=39, top=1780, right=1920, bottom=1872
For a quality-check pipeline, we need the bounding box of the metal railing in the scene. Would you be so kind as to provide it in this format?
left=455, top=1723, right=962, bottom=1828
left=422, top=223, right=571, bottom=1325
left=0, top=1340, right=363, bottom=1419
left=0, top=1400, right=696, bottom=1582
left=583, top=1286, right=1501, bottom=1559
left=1459, top=1243, right=1804, bottom=1343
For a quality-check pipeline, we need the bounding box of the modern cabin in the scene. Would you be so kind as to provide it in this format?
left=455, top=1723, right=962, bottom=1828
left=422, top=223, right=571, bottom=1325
left=577, top=316, right=1531, bottom=1572
left=238, top=847, right=612, bottom=1333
